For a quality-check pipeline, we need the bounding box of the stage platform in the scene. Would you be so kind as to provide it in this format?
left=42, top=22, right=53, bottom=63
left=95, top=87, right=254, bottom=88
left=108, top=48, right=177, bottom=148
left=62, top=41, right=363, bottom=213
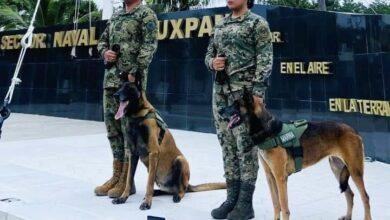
left=0, top=114, right=389, bottom=220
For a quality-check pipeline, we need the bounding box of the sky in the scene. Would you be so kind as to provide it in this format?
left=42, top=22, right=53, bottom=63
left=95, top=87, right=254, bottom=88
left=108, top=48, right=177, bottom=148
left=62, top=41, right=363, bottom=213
left=93, top=0, right=375, bottom=9
left=94, top=0, right=102, bottom=9
left=94, top=0, right=103, bottom=9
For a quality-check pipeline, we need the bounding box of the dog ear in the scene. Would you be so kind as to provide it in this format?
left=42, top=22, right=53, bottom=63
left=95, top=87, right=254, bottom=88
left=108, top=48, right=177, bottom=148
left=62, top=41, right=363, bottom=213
left=113, top=85, right=124, bottom=101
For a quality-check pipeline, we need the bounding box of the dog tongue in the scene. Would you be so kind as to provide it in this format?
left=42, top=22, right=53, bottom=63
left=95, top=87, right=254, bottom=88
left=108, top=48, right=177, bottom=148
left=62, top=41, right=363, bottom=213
left=228, top=114, right=241, bottom=129
left=115, top=101, right=128, bottom=120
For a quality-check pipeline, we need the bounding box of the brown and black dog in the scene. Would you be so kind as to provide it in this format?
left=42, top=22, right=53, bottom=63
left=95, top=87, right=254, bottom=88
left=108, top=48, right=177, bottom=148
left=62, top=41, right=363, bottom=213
left=230, top=90, right=372, bottom=220
left=111, top=82, right=226, bottom=210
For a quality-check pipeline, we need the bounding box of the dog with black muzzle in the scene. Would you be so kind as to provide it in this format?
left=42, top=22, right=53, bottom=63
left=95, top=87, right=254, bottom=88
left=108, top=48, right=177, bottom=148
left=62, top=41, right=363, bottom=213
left=112, top=82, right=226, bottom=210
left=225, top=89, right=372, bottom=220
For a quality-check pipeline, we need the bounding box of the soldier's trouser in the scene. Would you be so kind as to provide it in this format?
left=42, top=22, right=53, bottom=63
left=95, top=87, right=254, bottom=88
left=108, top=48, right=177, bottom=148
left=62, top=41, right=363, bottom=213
left=212, top=91, right=259, bottom=186
left=103, top=88, right=127, bottom=162
left=122, top=116, right=140, bottom=156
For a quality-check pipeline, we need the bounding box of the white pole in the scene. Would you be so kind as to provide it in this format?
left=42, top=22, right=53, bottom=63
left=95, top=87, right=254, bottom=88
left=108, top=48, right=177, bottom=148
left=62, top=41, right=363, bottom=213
left=4, top=0, right=41, bottom=104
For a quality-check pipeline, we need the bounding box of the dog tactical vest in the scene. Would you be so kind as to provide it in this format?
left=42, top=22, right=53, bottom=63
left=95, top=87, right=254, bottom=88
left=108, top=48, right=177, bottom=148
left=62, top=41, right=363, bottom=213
left=256, top=120, right=308, bottom=172
left=128, top=110, right=167, bottom=146
left=151, top=111, right=168, bottom=144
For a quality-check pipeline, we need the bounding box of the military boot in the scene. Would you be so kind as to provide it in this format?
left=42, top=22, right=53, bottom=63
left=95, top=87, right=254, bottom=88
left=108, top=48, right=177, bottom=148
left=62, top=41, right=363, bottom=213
left=108, top=161, right=128, bottom=198
left=94, top=159, right=122, bottom=196
left=227, top=182, right=255, bottom=220
left=211, top=180, right=240, bottom=219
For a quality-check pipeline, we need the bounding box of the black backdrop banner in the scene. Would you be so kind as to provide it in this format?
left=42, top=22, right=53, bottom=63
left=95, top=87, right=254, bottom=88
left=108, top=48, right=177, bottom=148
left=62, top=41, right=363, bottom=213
left=0, top=5, right=389, bottom=162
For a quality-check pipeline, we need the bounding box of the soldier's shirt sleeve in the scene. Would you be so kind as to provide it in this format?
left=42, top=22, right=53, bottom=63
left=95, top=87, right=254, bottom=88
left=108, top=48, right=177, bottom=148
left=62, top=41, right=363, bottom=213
left=136, top=9, right=158, bottom=75
left=204, top=28, right=216, bottom=72
left=97, top=20, right=110, bottom=58
left=252, top=18, right=273, bottom=97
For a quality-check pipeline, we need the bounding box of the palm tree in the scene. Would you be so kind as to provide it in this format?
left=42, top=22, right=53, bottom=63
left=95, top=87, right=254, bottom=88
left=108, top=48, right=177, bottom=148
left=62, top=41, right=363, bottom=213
left=0, top=0, right=101, bottom=31
left=0, top=0, right=30, bottom=30
left=146, top=0, right=201, bottom=13
left=258, top=0, right=317, bottom=9
left=369, top=0, right=390, bottom=14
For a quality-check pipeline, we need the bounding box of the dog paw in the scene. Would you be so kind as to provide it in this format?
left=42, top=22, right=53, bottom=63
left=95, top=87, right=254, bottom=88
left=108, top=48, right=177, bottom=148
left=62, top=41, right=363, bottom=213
left=173, top=194, right=181, bottom=203
left=338, top=216, right=351, bottom=220
left=139, top=201, right=151, bottom=210
left=112, top=197, right=127, bottom=204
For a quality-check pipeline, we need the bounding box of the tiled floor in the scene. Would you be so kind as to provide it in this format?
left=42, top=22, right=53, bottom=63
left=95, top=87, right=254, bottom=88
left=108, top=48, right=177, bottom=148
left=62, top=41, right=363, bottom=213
left=0, top=114, right=389, bottom=220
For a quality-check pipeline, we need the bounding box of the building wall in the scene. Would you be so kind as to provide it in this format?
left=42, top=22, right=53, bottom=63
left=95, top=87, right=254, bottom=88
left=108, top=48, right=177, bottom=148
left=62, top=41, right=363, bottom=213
left=0, top=5, right=389, bottom=162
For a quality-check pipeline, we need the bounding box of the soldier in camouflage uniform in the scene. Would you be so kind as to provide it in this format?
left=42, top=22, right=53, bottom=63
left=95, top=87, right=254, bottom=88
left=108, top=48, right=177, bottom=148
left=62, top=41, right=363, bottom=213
left=205, top=0, right=273, bottom=219
left=94, top=0, right=158, bottom=199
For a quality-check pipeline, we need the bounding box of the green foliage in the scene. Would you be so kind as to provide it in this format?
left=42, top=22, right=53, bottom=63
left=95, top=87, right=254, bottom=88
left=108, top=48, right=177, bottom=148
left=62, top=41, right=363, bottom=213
left=258, top=0, right=317, bottom=9
left=0, top=0, right=102, bottom=31
left=1, top=0, right=388, bottom=31
left=258, top=0, right=390, bottom=14
left=369, top=0, right=390, bottom=15
left=144, top=0, right=201, bottom=13
left=78, top=11, right=103, bottom=24
left=0, top=6, right=27, bottom=30
left=336, top=0, right=367, bottom=13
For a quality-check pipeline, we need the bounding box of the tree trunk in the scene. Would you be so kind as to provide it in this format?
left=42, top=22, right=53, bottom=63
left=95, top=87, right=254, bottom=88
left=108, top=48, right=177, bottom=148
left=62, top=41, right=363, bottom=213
left=318, top=0, right=326, bottom=11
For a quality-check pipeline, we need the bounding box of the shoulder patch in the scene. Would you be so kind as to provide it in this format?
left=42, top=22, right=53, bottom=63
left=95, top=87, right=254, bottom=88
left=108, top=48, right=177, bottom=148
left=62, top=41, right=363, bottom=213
left=146, top=21, right=156, bottom=30
left=215, top=20, right=224, bottom=27
left=215, top=17, right=227, bottom=28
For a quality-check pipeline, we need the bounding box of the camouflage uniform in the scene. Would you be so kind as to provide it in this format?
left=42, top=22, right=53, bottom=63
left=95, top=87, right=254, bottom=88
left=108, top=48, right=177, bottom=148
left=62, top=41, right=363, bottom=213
left=205, top=11, right=273, bottom=186
left=97, top=4, right=158, bottom=162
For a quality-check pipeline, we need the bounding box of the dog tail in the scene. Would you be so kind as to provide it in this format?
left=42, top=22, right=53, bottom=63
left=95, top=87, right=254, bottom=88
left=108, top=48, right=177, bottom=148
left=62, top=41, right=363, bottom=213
left=187, top=183, right=226, bottom=193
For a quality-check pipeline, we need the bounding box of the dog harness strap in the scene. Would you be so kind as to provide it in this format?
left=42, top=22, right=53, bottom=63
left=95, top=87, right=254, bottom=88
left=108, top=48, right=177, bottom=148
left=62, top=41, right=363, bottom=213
left=289, top=147, right=304, bottom=172
left=257, top=136, right=282, bottom=150
left=144, top=111, right=167, bottom=145
left=155, top=111, right=166, bottom=145
left=288, top=120, right=307, bottom=172
left=257, top=120, right=308, bottom=172
left=257, top=123, right=295, bottom=149
left=293, top=119, right=307, bottom=127
left=128, top=111, right=167, bottom=146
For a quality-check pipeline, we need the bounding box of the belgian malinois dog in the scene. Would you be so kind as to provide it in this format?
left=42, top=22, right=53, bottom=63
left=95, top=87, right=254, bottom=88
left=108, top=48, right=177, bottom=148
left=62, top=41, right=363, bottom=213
left=112, top=82, right=226, bottom=210
left=229, top=89, right=372, bottom=220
